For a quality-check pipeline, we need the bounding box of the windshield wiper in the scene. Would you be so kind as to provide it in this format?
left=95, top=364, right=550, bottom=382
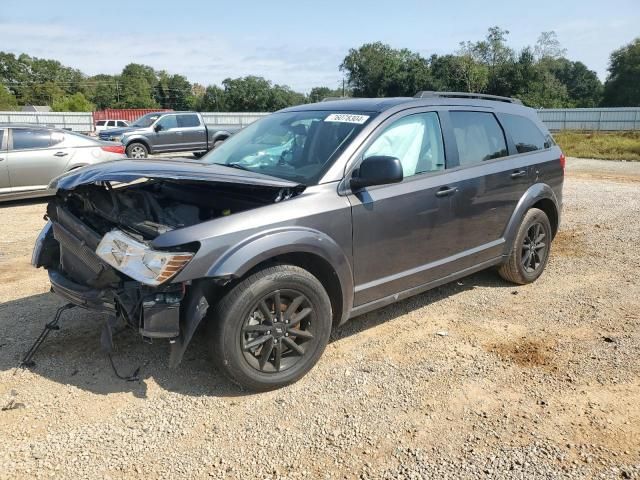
left=226, top=163, right=251, bottom=172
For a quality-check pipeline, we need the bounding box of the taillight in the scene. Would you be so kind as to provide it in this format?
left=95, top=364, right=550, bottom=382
left=559, top=153, right=566, bottom=173
left=101, top=145, right=125, bottom=154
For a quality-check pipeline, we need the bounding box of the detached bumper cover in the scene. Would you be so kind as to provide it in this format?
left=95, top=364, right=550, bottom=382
left=48, top=269, right=116, bottom=313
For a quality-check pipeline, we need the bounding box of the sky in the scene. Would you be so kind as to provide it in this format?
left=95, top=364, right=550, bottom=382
left=1, top=0, right=639, bottom=92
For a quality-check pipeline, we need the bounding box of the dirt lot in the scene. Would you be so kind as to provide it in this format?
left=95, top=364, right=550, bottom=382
left=0, top=158, right=639, bottom=479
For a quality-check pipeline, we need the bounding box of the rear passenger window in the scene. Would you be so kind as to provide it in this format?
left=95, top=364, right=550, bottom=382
left=117, top=121, right=127, bottom=127
left=11, top=129, right=51, bottom=150
left=450, top=112, right=507, bottom=166
left=499, top=114, right=548, bottom=153
left=177, top=114, right=201, bottom=128
left=364, top=112, right=445, bottom=177
left=96, top=121, right=106, bottom=126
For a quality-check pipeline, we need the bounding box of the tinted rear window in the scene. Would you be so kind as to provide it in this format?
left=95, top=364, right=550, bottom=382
left=499, top=113, right=548, bottom=153
left=450, top=112, right=508, bottom=166
left=177, top=114, right=200, bottom=128
left=12, top=129, right=51, bottom=150
left=96, top=121, right=106, bottom=126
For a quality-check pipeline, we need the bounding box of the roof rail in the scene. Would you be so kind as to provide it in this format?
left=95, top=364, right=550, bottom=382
left=414, top=91, right=523, bottom=105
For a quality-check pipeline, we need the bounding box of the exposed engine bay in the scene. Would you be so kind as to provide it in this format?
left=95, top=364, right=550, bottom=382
left=53, top=179, right=300, bottom=241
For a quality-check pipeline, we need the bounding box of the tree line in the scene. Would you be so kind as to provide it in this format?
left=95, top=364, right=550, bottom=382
left=0, top=27, right=638, bottom=112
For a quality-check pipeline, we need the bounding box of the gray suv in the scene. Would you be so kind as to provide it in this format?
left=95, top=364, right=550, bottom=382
left=33, top=92, right=564, bottom=391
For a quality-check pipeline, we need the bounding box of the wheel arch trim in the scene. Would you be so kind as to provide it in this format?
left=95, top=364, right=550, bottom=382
left=503, top=183, right=560, bottom=256
left=123, top=137, right=151, bottom=151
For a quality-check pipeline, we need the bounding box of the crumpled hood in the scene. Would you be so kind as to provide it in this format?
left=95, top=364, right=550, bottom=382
left=49, top=159, right=302, bottom=190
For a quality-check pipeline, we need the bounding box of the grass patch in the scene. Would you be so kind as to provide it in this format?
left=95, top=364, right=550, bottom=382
left=553, top=131, right=640, bottom=161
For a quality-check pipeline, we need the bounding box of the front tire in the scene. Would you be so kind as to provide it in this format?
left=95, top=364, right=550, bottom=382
left=126, top=142, right=148, bottom=159
left=498, top=208, right=552, bottom=284
left=208, top=265, right=332, bottom=391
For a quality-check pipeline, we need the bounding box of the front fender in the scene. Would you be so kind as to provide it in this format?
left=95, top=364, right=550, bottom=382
left=207, top=227, right=354, bottom=324
left=502, top=182, right=560, bottom=255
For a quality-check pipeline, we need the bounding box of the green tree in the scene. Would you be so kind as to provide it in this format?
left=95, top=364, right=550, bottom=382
left=156, top=71, right=194, bottom=110
left=85, top=74, right=120, bottom=110
left=308, top=86, right=346, bottom=102
left=0, top=84, right=17, bottom=110
left=222, top=76, right=273, bottom=111
left=340, top=42, right=431, bottom=97
left=460, top=26, right=514, bottom=68
left=196, top=85, right=227, bottom=111
left=52, top=92, right=94, bottom=112
left=546, top=59, right=602, bottom=107
left=602, top=38, right=640, bottom=106
left=116, top=63, right=158, bottom=108
left=270, top=84, right=306, bottom=110
left=451, top=54, right=489, bottom=92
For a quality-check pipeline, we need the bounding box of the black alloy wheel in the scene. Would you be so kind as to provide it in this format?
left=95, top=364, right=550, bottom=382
left=498, top=207, right=553, bottom=285
left=241, top=289, right=316, bottom=373
left=208, top=265, right=332, bottom=391
left=521, top=222, right=547, bottom=273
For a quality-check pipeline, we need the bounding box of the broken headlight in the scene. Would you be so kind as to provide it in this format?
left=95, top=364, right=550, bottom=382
left=96, top=230, right=193, bottom=286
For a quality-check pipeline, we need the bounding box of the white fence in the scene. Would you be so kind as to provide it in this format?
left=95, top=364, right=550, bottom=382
left=0, top=111, right=93, bottom=132
left=200, top=112, right=267, bottom=127
left=2, top=109, right=640, bottom=132
left=537, top=108, right=640, bottom=131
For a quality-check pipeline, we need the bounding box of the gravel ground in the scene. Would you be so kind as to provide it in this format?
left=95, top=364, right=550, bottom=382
left=0, top=157, right=639, bottom=479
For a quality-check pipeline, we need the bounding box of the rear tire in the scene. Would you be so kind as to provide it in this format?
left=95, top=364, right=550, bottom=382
left=498, top=208, right=552, bottom=285
left=207, top=265, right=332, bottom=391
left=126, top=142, right=148, bottom=159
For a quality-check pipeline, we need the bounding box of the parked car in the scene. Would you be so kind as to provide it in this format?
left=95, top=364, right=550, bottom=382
left=95, top=119, right=129, bottom=133
left=98, top=111, right=240, bottom=158
left=0, top=124, right=125, bottom=202
left=33, top=92, right=563, bottom=390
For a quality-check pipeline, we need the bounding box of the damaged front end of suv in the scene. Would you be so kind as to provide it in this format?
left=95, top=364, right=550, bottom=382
left=32, top=159, right=304, bottom=367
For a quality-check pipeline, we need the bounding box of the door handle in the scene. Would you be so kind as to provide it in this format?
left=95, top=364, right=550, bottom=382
left=436, top=186, right=457, bottom=197
left=510, top=169, right=527, bottom=178
left=54, top=152, right=68, bottom=157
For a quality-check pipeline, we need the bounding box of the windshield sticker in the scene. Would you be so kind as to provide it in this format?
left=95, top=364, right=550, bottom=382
left=324, top=113, right=370, bottom=124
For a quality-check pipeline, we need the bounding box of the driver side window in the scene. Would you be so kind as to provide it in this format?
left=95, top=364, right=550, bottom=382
left=156, top=115, right=178, bottom=130
left=364, top=112, right=445, bottom=178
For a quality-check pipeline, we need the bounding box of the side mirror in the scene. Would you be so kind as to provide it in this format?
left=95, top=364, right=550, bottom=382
left=154, top=123, right=163, bottom=132
left=350, top=155, right=403, bottom=190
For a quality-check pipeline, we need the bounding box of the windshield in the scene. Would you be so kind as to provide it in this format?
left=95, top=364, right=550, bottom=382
left=202, top=111, right=375, bottom=185
left=131, top=113, right=161, bottom=128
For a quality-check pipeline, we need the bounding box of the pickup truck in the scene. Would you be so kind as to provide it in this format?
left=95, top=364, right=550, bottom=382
left=98, top=111, right=241, bottom=158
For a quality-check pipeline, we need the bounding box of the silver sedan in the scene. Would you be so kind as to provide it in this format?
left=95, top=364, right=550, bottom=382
left=0, top=124, right=126, bottom=201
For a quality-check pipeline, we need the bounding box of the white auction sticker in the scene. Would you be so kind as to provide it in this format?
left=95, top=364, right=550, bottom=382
left=324, top=113, right=370, bottom=124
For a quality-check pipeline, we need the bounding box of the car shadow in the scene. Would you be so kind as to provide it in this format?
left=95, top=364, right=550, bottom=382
left=0, top=270, right=512, bottom=398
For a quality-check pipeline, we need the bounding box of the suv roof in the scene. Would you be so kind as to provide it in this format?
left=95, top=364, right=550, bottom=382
left=282, top=91, right=531, bottom=115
